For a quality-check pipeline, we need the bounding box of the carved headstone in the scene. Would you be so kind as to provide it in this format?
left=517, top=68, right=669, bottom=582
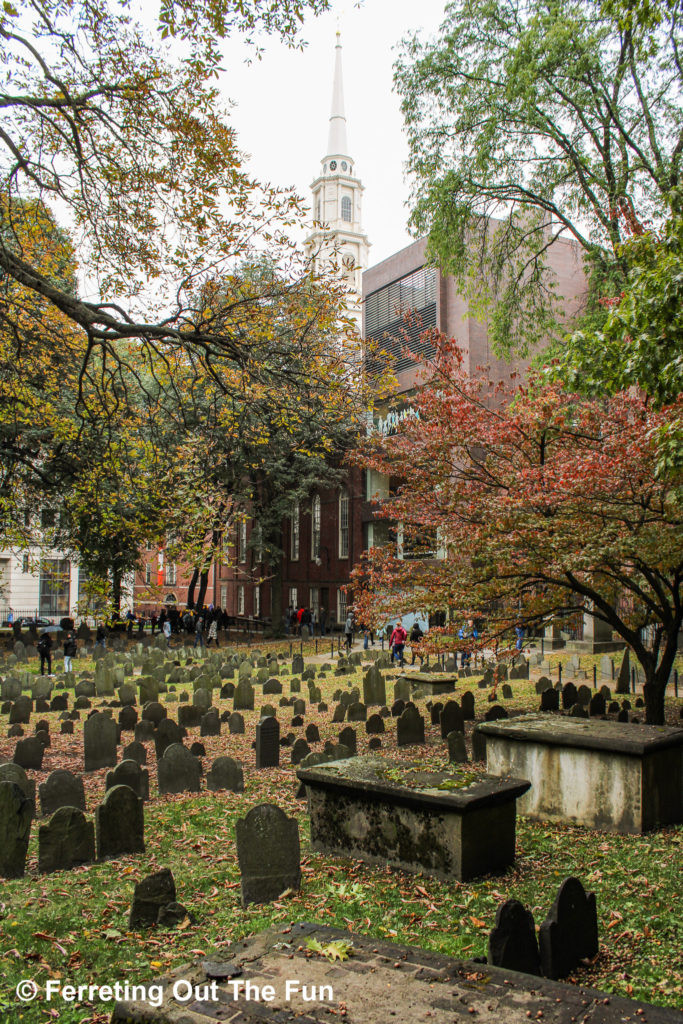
left=84, top=712, right=117, bottom=772
left=157, top=744, right=201, bottom=795
left=38, top=807, right=95, bottom=874
left=397, top=706, right=425, bottom=747
left=539, top=877, right=598, bottom=980
left=95, top=785, right=145, bottom=860
left=255, top=716, right=280, bottom=769
left=39, top=770, right=86, bottom=817
left=105, top=759, right=150, bottom=802
left=235, top=803, right=301, bottom=907
left=0, top=780, right=33, bottom=877
left=206, top=757, right=244, bottom=793
left=488, top=899, right=541, bottom=976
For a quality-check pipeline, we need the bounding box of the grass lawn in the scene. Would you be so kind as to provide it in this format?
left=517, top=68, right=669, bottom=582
left=0, top=643, right=681, bottom=1023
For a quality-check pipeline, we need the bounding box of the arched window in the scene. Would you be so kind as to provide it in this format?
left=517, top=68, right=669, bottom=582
left=341, top=196, right=352, bottom=222
left=339, top=488, right=349, bottom=558
left=290, top=503, right=299, bottom=560
left=311, top=494, right=321, bottom=560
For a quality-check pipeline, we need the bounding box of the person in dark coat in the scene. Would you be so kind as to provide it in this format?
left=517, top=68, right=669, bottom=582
left=63, top=632, right=77, bottom=673
left=38, top=631, right=53, bottom=675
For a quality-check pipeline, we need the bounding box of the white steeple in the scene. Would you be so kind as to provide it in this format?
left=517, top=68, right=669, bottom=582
left=305, top=30, right=370, bottom=332
left=327, top=31, right=349, bottom=159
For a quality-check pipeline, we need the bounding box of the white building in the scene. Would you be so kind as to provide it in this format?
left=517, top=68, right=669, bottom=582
left=0, top=542, right=81, bottom=624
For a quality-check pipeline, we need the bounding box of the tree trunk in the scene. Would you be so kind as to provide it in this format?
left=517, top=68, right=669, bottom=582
left=270, top=554, right=284, bottom=637
left=196, top=569, right=209, bottom=612
left=641, top=629, right=679, bottom=725
left=186, top=568, right=199, bottom=610
left=111, top=568, right=122, bottom=616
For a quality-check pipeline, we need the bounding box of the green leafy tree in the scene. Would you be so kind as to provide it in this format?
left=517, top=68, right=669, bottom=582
left=395, top=0, right=683, bottom=357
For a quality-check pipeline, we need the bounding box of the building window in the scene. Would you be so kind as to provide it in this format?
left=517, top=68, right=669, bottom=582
left=315, top=199, right=321, bottom=222
left=337, top=588, right=347, bottom=624
left=254, top=587, right=261, bottom=618
left=22, top=554, right=30, bottom=574
left=145, top=564, right=151, bottom=584
left=237, top=585, right=245, bottom=616
left=341, top=195, right=351, bottom=222
left=311, top=494, right=321, bottom=560
left=40, top=509, right=56, bottom=529
left=238, top=520, right=247, bottom=563
left=23, top=509, right=31, bottom=527
left=39, top=558, right=70, bottom=617
left=288, top=586, right=298, bottom=611
left=365, top=266, right=438, bottom=375
left=253, top=524, right=263, bottom=563
left=164, top=563, right=176, bottom=586
left=290, top=503, right=300, bottom=560
left=309, top=586, right=320, bottom=620
left=220, top=584, right=228, bottom=609
left=339, top=488, right=349, bottom=558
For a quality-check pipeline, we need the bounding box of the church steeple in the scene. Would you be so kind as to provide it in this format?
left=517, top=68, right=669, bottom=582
left=327, top=31, right=349, bottom=159
left=304, top=30, right=370, bottom=331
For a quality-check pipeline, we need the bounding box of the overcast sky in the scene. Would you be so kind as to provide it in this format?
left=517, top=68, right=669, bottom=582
left=219, top=0, right=449, bottom=266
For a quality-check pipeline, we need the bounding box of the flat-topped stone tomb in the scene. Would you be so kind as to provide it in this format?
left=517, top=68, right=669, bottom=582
left=398, top=672, right=459, bottom=697
left=297, top=755, right=529, bottom=881
left=110, top=922, right=682, bottom=1024
left=478, top=714, right=683, bottom=833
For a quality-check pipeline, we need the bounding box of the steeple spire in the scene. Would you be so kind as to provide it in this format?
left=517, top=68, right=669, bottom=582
left=326, top=30, right=349, bottom=158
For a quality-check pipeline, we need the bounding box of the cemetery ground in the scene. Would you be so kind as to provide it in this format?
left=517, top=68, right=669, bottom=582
left=0, top=641, right=681, bottom=1024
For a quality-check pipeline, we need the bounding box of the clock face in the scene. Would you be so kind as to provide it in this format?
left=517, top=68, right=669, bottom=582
left=330, top=159, right=337, bottom=170
left=341, top=161, right=348, bottom=171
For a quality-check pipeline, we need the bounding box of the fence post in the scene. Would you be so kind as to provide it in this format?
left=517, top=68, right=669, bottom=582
left=558, top=663, right=562, bottom=685
left=593, top=665, right=597, bottom=688
left=631, top=667, right=636, bottom=694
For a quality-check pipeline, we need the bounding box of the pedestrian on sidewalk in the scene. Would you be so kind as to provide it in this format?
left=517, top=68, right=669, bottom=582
left=63, top=632, right=77, bottom=673
left=38, top=631, right=53, bottom=675
left=390, top=620, right=408, bottom=668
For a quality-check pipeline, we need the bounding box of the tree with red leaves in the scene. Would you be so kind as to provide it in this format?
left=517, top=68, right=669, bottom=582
left=352, top=334, right=683, bottom=725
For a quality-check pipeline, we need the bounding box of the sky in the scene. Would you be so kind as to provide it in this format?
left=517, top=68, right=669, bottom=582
left=218, top=0, right=449, bottom=266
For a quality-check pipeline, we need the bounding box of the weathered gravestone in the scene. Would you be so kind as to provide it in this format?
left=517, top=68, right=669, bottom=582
left=233, top=679, right=255, bottom=711
left=129, top=868, right=177, bottom=928
left=540, top=688, right=560, bottom=712
left=123, top=740, right=147, bottom=766
left=538, top=877, right=598, bottom=980
left=616, top=649, right=630, bottom=694
left=157, top=744, right=201, bottom=795
left=440, top=701, right=464, bottom=739
left=291, top=738, right=311, bottom=765
left=348, top=701, right=367, bottom=722
left=106, top=760, right=150, bottom=802
left=235, top=803, right=301, bottom=907
left=363, top=665, right=386, bottom=706
left=154, top=718, right=183, bottom=760
left=393, top=678, right=411, bottom=702
left=0, top=780, right=33, bottom=877
left=84, top=713, right=118, bottom=772
left=200, top=709, right=221, bottom=737
left=255, top=716, right=280, bottom=769
left=9, top=695, right=32, bottom=725
left=263, top=678, right=283, bottom=695
left=461, top=691, right=475, bottom=721
left=142, top=701, right=167, bottom=726
left=589, top=692, right=606, bottom=717
left=39, top=770, right=86, bottom=817
left=338, top=726, right=357, bottom=754
left=0, top=762, right=36, bottom=806
left=228, top=712, right=245, bottom=735
left=447, top=731, right=468, bottom=763
left=206, top=757, right=244, bottom=793
left=118, top=706, right=138, bottom=731
left=292, top=654, right=304, bottom=675
left=38, top=807, right=95, bottom=874
left=488, top=899, right=541, bottom=976
left=561, top=682, right=578, bottom=709
left=305, top=723, right=320, bottom=744
left=96, top=784, right=144, bottom=860
left=366, top=713, right=385, bottom=735
left=13, top=735, right=45, bottom=770
left=535, top=677, right=552, bottom=694
left=397, top=706, right=425, bottom=747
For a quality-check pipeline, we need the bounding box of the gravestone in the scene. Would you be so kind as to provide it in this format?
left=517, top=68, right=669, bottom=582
left=393, top=678, right=411, bottom=702
left=538, top=877, right=598, bottom=980
left=292, top=654, right=304, bottom=675
left=255, top=717, right=280, bottom=769
left=129, top=868, right=177, bottom=928
left=177, top=705, right=201, bottom=729
left=363, top=665, right=386, bottom=706
left=142, top=701, right=167, bottom=727
left=576, top=684, right=591, bottom=706
left=190, top=742, right=205, bottom=757
left=0, top=762, right=36, bottom=806
left=200, top=709, right=221, bottom=737
left=13, top=736, right=45, bottom=770
left=0, top=781, right=33, bottom=877
left=391, top=699, right=406, bottom=717
left=461, top=691, right=475, bottom=721
left=600, top=655, right=614, bottom=680
left=263, top=678, right=282, bottom=695
left=561, top=682, right=578, bottom=710
left=332, top=703, right=346, bottom=723
left=106, top=759, right=150, bottom=801
left=488, top=899, right=541, bottom=976
left=235, top=803, right=301, bottom=907
left=305, top=723, right=320, bottom=744
left=338, top=726, right=357, bottom=754
left=84, top=713, right=118, bottom=772
left=157, top=744, right=201, bottom=795
left=139, top=677, right=160, bottom=705
left=118, top=706, right=138, bottom=731
left=1, top=678, right=22, bottom=701
left=447, top=731, right=468, bottom=763
left=260, top=703, right=277, bottom=719
left=540, top=688, right=560, bottom=712
left=39, top=770, right=86, bottom=817
left=397, top=706, right=425, bottom=747
left=123, top=740, right=147, bottom=766
left=291, top=738, right=311, bottom=765
left=535, top=677, right=552, bottom=694
left=616, top=649, right=630, bottom=694
left=96, top=785, right=145, bottom=860
left=440, top=701, right=464, bottom=739
left=501, top=683, right=513, bottom=700
left=293, top=698, right=306, bottom=716
left=154, top=718, right=183, bottom=760
left=348, top=701, right=367, bottom=722
left=60, top=721, right=74, bottom=735
left=233, top=680, right=255, bottom=711
left=485, top=705, right=509, bottom=721
left=118, top=683, right=137, bottom=707
left=366, top=713, right=385, bottom=734
left=207, top=757, right=244, bottom=793
left=228, top=712, right=245, bottom=735
left=135, top=720, right=156, bottom=743
left=589, top=693, right=606, bottom=717
left=38, top=807, right=95, bottom=874
left=193, top=688, right=212, bottom=714
left=430, top=702, right=444, bottom=726
left=9, top=695, right=32, bottom=725
left=220, top=683, right=235, bottom=700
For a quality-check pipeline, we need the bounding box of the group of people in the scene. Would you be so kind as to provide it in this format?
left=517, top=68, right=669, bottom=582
left=284, top=605, right=328, bottom=637
left=36, top=630, right=77, bottom=676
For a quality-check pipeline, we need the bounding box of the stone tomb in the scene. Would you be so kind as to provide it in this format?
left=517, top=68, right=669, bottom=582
left=297, top=755, right=530, bottom=881
left=478, top=714, right=683, bottom=833
left=110, top=921, right=683, bottom=1024
left=400, top=672, right=458, bottom=697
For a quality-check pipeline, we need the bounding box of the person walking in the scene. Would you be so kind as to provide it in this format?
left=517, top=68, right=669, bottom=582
left=514, top=623, right=525, bottom=652
left=390, top=620, right=408, bottom=668
left=409, top=620, right=424, bottom=665
left=95, top=622, right=107, bottom=650
left=344, top=611, right=354, bottom=653
left=38, top=631, right=53, bottom=675
left=319, top=606, right=327, bottom=637
left=207, top=614, right=219, bottom=647
left=194, top=612, right=205, bottom=648
left=63, top=632, right=77, bottom=673
left=162, top=618, right=172, bottom=648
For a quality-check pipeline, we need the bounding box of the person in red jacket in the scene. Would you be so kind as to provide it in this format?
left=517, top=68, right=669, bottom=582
left=390, top=620, right=408, bottom=667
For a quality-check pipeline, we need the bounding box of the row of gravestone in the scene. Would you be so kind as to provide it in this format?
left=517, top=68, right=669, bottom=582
left=0, top=779, right=144, bottom=877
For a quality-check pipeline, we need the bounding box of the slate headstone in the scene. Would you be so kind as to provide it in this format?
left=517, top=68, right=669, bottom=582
left=129, top=867, right=176, bottom=928
left=235, top=803, right=301, bottom=907
left=13, top=736, right=45, bottom=770
left=38, top=807, right=95, bottom=874
left=96, top=784, right=144, bottom=860
left=84, top=712, right=118, bottom=772
left=255, top=716, right=280, bottom=769
left=157, top=744, right=201, bottom=795
left=0, top=781, right=33, bottom=877
left=206, top=757, right=244, bottom=793
left=539, top=877, right=598, bottom=980
left=105, top=759, right=150, bottom=802
left=39, top=770, right=86, bottom=817
left=397, top=706, right=425, bottom=747
left=488, top=899, right=541, bottom=976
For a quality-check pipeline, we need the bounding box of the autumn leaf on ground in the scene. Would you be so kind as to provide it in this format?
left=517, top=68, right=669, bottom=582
left=306, top=938, right=354, bottom=962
